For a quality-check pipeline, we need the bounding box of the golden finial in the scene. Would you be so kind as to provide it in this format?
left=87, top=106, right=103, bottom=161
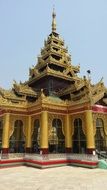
left=52, top=6, right=56, bottom=32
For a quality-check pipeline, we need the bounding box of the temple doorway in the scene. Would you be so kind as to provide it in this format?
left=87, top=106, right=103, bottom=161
left=9, top=120, right=25, bottom=153
left=95, top=118, right=106, bottom=152
left=73, top=118, right=86, bottom=153
left=32, top=119, right=40, bottom=153
left=49, top=119, right=65, bottom=153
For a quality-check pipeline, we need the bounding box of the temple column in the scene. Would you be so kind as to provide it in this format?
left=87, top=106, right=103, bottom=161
left=26, top=116, right=32, bottom=153
left=65, top=114, right=72, bottom=153
left=2, top=113, right=10, bottom=155
left=40, top=111, right=48, bottom=154
left=85, top=110, right=95, bottom=154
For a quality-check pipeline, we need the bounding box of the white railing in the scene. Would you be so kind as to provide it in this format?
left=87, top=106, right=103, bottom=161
left=0, top=153, right=98, bottom=161
left=25, top=154, right=43, bottom=161
left=8, top=153, right=25, bottom=159
left=0, top=153, right=25, bottom=160
left=24, top=153, right=98, bottom=162
left=67, top=153, right=98, bottom=161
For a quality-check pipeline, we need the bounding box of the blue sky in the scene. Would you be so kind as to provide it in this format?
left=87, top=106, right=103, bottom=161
left=0, top=0, right=107, bottom=89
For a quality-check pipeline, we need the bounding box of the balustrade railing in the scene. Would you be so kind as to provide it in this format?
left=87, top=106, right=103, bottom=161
left=66, top=153, right=98, bottom=161
left=24, top=153, right=98, bottom=161
left=8, top=153, right=25, bottom=159
left=0, top=153, right=25, bottom=160
left=0, top=153, right=98, bottom=161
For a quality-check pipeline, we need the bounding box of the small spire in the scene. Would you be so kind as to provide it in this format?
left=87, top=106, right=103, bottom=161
left=52, top=7, right=56, bottom=32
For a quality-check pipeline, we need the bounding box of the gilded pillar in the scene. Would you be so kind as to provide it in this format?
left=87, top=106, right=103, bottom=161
left=65, top=114, right=72, bottom=153
left=85, top=110, right=95, bottom=154
left=2, top=113, right=10, bottom=155
left=40, top=111, right=48, bottom=154
left=26, top=116, right=32, bottom=153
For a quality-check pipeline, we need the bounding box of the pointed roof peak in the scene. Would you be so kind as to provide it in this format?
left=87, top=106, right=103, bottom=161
left=52, top=7, right=56, bottom=32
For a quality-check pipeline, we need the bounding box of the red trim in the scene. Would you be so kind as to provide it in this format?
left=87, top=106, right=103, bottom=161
left=68, top=159, right=98, bottom=166
left=40, top=148, right=48, bottom=154
left=24, top=159, right=98, bottom=166
left=3, top=105, right=106, bottom=116
left=0, top=108, right=67, bottom=116
left=2, top=148, right=9, bottom=154
left=42, top=107, right=67, bottom=114
left=65, top=148, right=72, bottom=153
left=0, top=158, right=98, bottom=169
left=24, top=159, right=67, bottom=165
left=28, top=109, right=42, bottom=115
left=0, top=109, right=42, bottom=116
left=0, top=104, right=93, bottom=116
left=86, top=148, right=95, bottom=154
left=0, top=109, right=5, bottom=115
left=0, top=159, right=24, bottom=164
left=26, top=147, right=32, bottom=153
left=92, top=105, right=107, bottom=113
left=68, top=106, right=91, bottom=114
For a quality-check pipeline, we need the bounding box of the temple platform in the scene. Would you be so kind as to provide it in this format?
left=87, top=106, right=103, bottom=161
left=0, top=153, right=98, bottom=169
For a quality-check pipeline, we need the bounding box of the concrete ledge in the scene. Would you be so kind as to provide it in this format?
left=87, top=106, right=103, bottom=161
left=0, top=157, right=98, bottom=169
left=68, top=159, right=98, bottom=168
left=0, top=159, right=24, bottom=168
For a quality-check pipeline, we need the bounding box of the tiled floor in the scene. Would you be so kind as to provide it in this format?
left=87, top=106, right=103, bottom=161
left=0, top=166, right=107, bottom=190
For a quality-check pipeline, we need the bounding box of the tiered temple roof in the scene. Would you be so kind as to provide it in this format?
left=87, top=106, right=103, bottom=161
left=0, top=9, right=107, bottom=107
left=28, top=9, right=80, bottom=87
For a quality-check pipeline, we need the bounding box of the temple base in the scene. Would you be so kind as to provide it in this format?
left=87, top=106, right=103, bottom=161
left=40, top=148, right=48, bottom=154
left=26, top=147, right=32, bottom=153
left=1, top=148, right=9, bottom=159
left=0, top=153, right=98, bottom=169
left=65, top=148, right=72, bottom=153
left=2, top=148, right=9, bottom=154
left=87, top=148, right=95, bottom=154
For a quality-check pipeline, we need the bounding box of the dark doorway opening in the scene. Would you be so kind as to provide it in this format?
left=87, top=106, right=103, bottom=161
left=73, top=118, right=86, bottom=153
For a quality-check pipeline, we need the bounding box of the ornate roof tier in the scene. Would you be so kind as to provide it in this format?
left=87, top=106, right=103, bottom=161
left=28, top=65, right=78, bottom=86
left=13, top=82, right=37, bottom=97
left=57, top=77, right=85, bottom=97
left=57, top=76, right=106, bottom=105
left=0, top=87, right=25, bottom=101
left=27, top=10, right=79, bottom=87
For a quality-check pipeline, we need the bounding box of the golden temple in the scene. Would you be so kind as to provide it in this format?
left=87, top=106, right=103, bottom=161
left=0, top=10, right=107, bottom=159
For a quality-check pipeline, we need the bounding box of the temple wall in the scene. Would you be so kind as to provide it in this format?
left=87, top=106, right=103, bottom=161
left=1, top=104, right=107, bottom=156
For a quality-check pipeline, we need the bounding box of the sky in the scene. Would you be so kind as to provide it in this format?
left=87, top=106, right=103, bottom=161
left=0, top=0, right=107, bottom=89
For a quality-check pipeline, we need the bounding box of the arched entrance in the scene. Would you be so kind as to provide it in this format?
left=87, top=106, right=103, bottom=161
left=0, top=120, right=3, bottom=152
left=9, top=120, right=25, bottom=153
left=32, top=119, right=40, bottom=153
left=95, top=118, right=106, bottom=152
left=49, top=119, right=65, bottom=153
left=73, top=118, right=86, bottom=153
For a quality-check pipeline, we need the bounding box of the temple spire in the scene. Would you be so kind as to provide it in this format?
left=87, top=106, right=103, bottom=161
left=52, top=8, right=56, bottom=32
